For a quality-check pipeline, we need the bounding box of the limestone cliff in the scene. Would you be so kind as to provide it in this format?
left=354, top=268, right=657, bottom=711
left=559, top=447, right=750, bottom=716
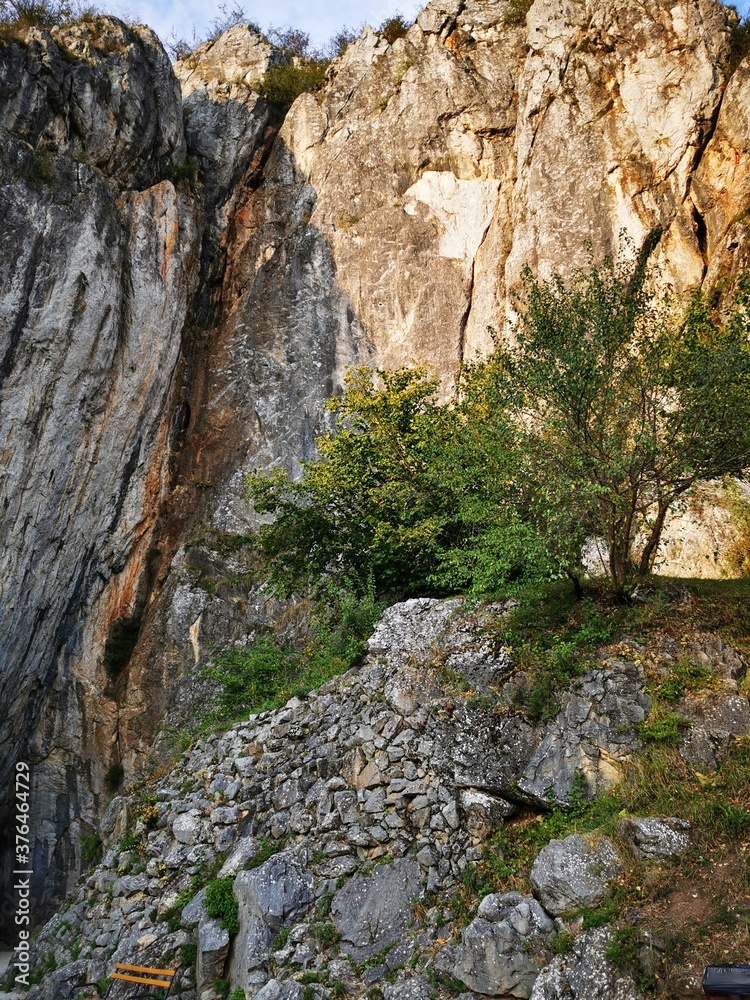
left=2, top=0, right=750, bottom=931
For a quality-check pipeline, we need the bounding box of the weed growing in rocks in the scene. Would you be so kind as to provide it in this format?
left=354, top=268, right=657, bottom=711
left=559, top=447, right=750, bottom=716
left=205, top=587, right=384, bottom=725
left=205, top=877, right=240, bottom=934
left=502, top=0, right=534, bottom=27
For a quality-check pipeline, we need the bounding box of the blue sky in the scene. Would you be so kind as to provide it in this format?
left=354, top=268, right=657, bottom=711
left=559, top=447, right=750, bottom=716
left=110, top=0, right=750, bottom=52
left=117, top=0, right=425, bottom=50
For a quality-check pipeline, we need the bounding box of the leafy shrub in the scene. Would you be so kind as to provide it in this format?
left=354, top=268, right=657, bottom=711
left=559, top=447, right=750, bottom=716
left=205, top=587, right=383, bottom=724
left=179, top=942, right=198, bottom=967
left=502, top=0, right=533, bottom=27
left=638, top=713, right=686, bottom=745
left=117, top=830, right=140, bottom=852
left=206, top=635, right=289, bottom=719
left=379, top=14, right=411, bottom=43
left=0, top=0, right=75, bottom=32
left=205, top=878, right=239, bottom=935
left=312, top=921, right=340, bottom=947
left=327, top=27, right=358, bottom=58
left=729, top=13, right=750, bottom=74
left=604, top=926, right=653, bottom=992
left=82, top=832, right=102, bottom=864
left=255, top=58, right=329, bottom=110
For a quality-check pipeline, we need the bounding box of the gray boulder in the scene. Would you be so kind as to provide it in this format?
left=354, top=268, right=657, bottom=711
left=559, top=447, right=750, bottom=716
left=530, top=835, right=623, bottom=916
left=253, top=980, right=305, bottom=1000
left=382, top=976, right=433, bottom=1000
left=196, top=914, right=230, bottom=993
left=529, top=926, right=640, bottom=999
left=679, top=694, right=750, bottom=771
left=232, top=852, right=315, bottom=991
left=620, top=817, right=691, bottom=860
left=180, top=887, right=208, bottom=930
left=439, top=892, right=556, bottom=998
left=517, top=659, right=650, bottom=806
left=332, top=859, right=422, bottom=960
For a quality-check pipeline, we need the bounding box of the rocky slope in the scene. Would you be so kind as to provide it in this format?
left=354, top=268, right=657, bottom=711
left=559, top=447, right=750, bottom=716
left=3, top=0, right=750, bottom=929
left=23, top=596, right=750, bottom=1000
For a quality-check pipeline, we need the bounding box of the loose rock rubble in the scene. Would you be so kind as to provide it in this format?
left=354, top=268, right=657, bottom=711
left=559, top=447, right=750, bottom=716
left=25, top=598, right=748, bottom=1000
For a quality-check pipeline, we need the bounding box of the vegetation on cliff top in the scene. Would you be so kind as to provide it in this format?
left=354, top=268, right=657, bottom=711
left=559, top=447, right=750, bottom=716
left=247, top=248, right=750, bottom=602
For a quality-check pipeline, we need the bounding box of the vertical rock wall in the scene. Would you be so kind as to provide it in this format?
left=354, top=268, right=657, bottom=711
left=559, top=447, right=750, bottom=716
left=0, top=18, right=199, bottom=927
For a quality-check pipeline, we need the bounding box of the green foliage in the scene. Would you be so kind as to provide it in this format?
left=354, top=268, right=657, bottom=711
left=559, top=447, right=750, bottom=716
left=207, top=635, right=289, bottom=719
left=492, top=587, right=614, bottom=718
left=246, top=836, right=283, bottom=870
left=604, top=926, right=654, bottom=992
left=247, top=252, right=750, bottom=603
left=179, top=942, right=198, bottom=967
left=103, top=610, right=142, bottom=677
left=649, top=656, right=718, bottom=702
left=117, top=830, right=140, bottom=852
left=0, top=0, right=75, bottom=32
left=164, top=156, right=199, bottom=185
left=728, top=11, right=750, bottom=74
left=311, top=921, right=341, bottom=947
left=82, top=832, right=102, bottom=864
left=551, top=931, right=575, bottom=954
left=255, top=58, right=329, bottom=110
left=498, top=250, right=750, bottom=595
left=163, top=885, right=200, bottom=932
left=637, top=712, right=686, bottom=745
left=501, top=0, right=533, bottom=26
left=229, top=990, right=247, bottom=1000
left=379, top=14, right=411, bottom=43
left=215, top=979, right=231, bottom=1000
left=205, top=587, right=383, bottom=724
left=326, top=27, right=358, bottom=58
left=205, top=878, right=239, bottom=935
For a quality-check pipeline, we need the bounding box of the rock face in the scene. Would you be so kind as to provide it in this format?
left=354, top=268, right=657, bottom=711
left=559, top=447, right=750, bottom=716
left=233, top=853, right=315, bottom=991
left=4, top=0, right=750, bottom=932
left=0, top=15, right=199, bottom=925
left=332, top=859, right=422, bottom=960
left=440, top=892, right=556, bottom=998
left=619, top=817, right=692, bottom=860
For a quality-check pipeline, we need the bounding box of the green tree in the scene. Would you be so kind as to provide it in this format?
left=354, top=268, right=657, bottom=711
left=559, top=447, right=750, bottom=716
left=484, top=247, right=750, bottom=595
left=247, top=248, right=750, bottom=601
left=247, top=366, right=455, bottom=597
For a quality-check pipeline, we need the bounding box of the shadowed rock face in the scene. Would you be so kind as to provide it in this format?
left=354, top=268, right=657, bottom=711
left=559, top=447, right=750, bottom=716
left=3, top=0, right=750, bottom=930
left=0, top=17, right=199, bottom=930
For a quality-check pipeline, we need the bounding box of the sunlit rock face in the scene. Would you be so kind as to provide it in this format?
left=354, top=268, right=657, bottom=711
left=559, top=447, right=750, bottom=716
left=2, top=0, right=750, bottom=929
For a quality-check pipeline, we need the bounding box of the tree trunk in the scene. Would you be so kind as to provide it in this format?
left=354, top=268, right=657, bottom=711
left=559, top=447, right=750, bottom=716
left=638, top=501, right=669, bottom=575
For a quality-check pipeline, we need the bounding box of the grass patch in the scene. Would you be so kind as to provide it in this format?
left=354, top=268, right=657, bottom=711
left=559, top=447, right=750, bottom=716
left=486, top=583, right=615, bottom=718
left=204, top=588, right=384, bottom=726
left=82, top=832, right=102, bottom=865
